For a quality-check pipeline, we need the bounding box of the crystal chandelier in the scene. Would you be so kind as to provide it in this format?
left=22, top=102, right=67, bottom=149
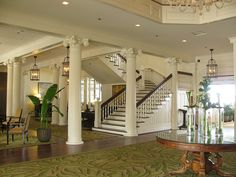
left=206, top=49, right=218, bottom=77
left=30, top=56, right=40, bottom=81
left=167, top=0, right=232, bottom=15
left=62, top=46, right=70, bottom=77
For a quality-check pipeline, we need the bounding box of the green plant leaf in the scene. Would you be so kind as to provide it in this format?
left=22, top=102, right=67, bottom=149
left=27, top=95, right=40, bottom=106
left=52, top=105, right=64, bottom=117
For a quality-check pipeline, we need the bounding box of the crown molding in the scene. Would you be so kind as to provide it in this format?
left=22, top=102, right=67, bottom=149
left=100, top=0, right=236, bottom=24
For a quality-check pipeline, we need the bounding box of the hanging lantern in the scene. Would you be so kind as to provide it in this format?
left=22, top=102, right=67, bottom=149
left=62, top=46, right=70, bottom=77
left=206, top=49, right=218, bottom=77
left=30, top=56, right=40, bottom=81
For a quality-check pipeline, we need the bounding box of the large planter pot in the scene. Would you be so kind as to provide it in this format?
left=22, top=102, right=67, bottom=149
left=37, top=128, right=51, bottom=142
left=224, top=115, right=234, bottom=122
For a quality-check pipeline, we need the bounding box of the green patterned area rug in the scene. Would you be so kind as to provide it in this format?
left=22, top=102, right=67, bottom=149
left=0, top=141, right=235, bottom=177
left=0, top=119, right=116, bottom=150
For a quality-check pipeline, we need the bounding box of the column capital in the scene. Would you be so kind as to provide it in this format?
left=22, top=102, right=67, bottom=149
left=63, top=36, right=89, bottom=47
left=122, top=48, right=138, bottom=58
left=229, top=36, right=236, bottom=44
left=13, top=57, right=22, bottom=63
left=167, top=57, right=181, bottom=64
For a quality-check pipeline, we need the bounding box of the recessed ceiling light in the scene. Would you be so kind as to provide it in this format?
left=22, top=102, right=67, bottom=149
left=135, top=24, right=141, bottom=27
left=97, top=17, right=102, bottom=21
left=62, top=1, right=69, bottom=5
left=182, top=39, right=187, bottom=43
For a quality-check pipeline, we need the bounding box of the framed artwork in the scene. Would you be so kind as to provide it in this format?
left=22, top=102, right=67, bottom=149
left=112, top=84, right=125, bottom=96
left=38, top=82, right=53, bottom=98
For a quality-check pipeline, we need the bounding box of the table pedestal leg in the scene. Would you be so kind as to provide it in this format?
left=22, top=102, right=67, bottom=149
left=170, top=151, right=190, bottom=175
left=169, top=151, right=234, bottom=177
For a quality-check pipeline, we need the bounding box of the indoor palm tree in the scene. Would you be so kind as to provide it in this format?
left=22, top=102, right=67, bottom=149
left=27, top=84, right=63, bottom=142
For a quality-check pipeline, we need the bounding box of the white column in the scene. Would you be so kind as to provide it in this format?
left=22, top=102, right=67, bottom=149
left=51, top=64, right=60, bottom=125
left=84, top=77, right=88, bottom=110
left=65, top=36, right=89, bottom=145
left=169, top=58, right=179, bottom=130
left=6, top=62, right=13, bottom=115
left=125, top=48, right=137, bottom=136
left=88, top=78, right=91, bottom=106
left=230, top=37, right=236, bottom=140
left=58, top=75, right=68, bottom=125
left=94, top=100, right=101, bottom=127
left=12, top=59, right=21, bottom=114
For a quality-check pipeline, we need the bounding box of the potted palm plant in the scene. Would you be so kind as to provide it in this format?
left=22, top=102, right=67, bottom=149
left=27, top=84, right=63, bottom=142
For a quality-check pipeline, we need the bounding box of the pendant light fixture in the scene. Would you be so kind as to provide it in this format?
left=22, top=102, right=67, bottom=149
left=62, top=46, right=70, bottom=77
left=30, top=55, right=40, bottom=81
left=206, top=49, right=218, bottom=78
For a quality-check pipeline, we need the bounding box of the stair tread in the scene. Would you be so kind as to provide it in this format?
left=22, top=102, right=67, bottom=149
left=93, top=127, right=127, bottom=133
left=110, top=114, right=125, bottom=117
left=106, top=118, right=125, bottom=122
left=102, top=122, right=125, bottom=127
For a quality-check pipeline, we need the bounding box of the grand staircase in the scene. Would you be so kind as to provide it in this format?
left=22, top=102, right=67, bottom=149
left=92, top=53, right=173, bottom=135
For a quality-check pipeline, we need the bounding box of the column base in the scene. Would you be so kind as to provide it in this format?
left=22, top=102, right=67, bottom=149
left=66, top=140, right=84, bottom=145
left=125, top=132, right=138, bottom=137
left=58, top=122, right=68, bottom=126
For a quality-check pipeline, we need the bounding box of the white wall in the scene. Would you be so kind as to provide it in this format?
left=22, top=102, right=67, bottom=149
left=21, top=66, right=53, bottom=116
left=102, top=84, right=113, bottom=103
left=137, top=53, right=171, bottom=77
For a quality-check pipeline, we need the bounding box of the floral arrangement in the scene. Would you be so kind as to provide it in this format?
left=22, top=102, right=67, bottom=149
left=197, top=78, right=212, bottom=110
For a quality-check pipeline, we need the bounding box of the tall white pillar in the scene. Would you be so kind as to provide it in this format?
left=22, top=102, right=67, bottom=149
left=51, top=64, right=60, bottom=125
left=58, top=75, right=68, bottom=125
left=125, top=48, right=137, bottom=136
left=12, top=59, right=21, bottom=114
left=84, top=77, right=88, bottom=110
left=6, top=62, right=13, bottom=116
left=230, top=37, right=236, bottom=140
left=65, top=36, right=89, bottom=145
left=169, top=58, right=179, bottom=130
left=88, top=78, right=91, bottom=106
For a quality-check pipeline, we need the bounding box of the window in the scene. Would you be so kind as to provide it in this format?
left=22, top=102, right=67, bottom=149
left=81, top=77, right=102, bottom=104
left=209, top=84, right=235, bottom=106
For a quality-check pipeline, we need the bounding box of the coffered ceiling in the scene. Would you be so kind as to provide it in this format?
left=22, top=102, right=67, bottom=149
left=0, top=0, right=236, bottom=63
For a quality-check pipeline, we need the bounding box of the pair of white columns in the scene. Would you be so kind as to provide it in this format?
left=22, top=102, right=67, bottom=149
left=6, top=59, right=21, bottom=116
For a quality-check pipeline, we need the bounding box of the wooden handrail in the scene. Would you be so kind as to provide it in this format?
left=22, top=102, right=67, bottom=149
left=101, top=87, right=126, bottom=107
left=136, top=74, right=172, bottom=107
left=178, top=71, right=193, bottom=76
left=117, top=53, right=140, bottom=74
left=101, top=75, right=142, bottom=108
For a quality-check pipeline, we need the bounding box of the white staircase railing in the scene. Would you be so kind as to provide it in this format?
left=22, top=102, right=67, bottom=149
left=136, top=74, right=172, bottom=123
left=101, top=89, right=126, bottom=121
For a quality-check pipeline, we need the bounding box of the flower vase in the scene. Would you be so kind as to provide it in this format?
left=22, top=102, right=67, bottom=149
left=213, top=108, right=220, bottom=136
left=207, top=110, right=212, bottom=137
left=218, top=108, right=224, bottom=135
left=198, top=107, right=204, bottom=136
left=187, top=108, right=195, bottom=135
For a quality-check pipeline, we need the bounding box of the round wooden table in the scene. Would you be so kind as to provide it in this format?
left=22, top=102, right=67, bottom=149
left=156, top=129, right=236, bottom=177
